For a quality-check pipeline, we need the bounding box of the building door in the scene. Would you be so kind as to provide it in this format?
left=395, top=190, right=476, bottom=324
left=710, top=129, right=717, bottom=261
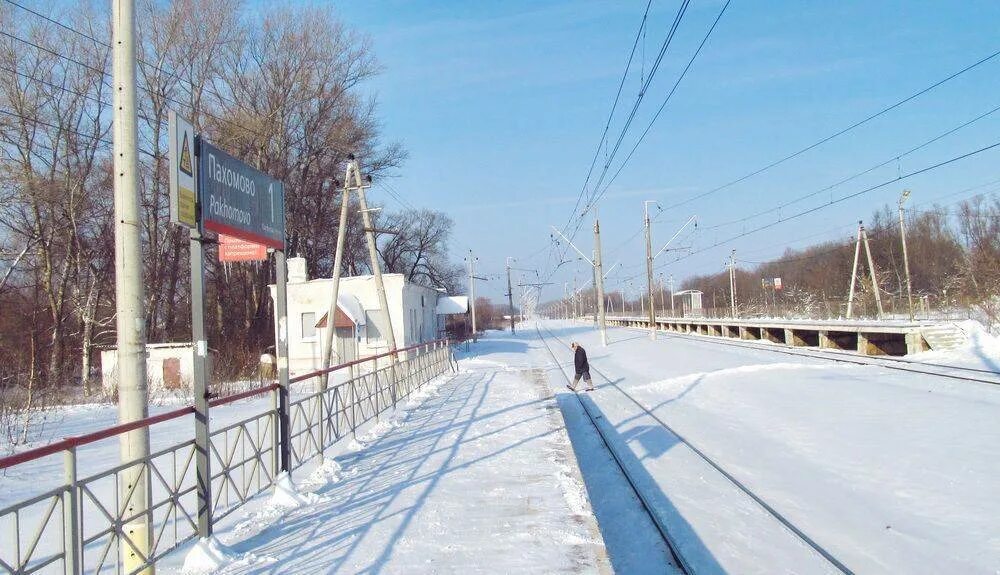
left=335, top=327, right=356, bottom=363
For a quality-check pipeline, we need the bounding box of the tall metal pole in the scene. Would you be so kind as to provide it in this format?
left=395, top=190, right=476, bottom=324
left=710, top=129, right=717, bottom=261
left=189, top=188, right=211, bottom=538
left=318, top=162, right=354, bottom=462
left=467, top=250, right=477, bottom=336
left=729, top=249, right=737, bottom=318
left=899, top=190, right=914, bottom=321
left=594, top=217, right=607, bottom=346
left=274, top=250, right=291, bottom=473
left=112, top=0, right=152, bottom=570
left=644, top=201, right=656, bottom=340
left=506, top=257, right=515, bottom=333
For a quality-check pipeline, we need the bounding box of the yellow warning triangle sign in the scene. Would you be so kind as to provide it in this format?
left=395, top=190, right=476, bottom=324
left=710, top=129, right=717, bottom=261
left=179, top=132, right=193, bottom=177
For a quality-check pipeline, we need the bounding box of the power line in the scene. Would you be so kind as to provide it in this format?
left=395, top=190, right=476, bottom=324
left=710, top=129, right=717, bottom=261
left=590, top=0, right=732, bottom=208
left=662, top=46, right=1000, bottom=211
left=0, top=23, right=299, bottom=151
left=705, top=99, right=1000, bottom=231
left=545, top=0, right=695, bottom=285
left=568, top=0, right=654, bottom=231
left=0, top=108, right=162, bottom=159
left=654, top=139, right=1000, bottom=273
left=583, top=0, right=692, bottom=209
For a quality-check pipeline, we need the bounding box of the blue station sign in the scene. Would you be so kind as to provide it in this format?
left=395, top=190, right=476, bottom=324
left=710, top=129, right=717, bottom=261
left=198, top=140, right=285, bottom=249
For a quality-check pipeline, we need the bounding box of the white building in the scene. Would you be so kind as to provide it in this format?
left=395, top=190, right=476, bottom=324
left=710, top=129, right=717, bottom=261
left=269, top=257, right=466, bottom=377
left=100, top=342, right=207, bottom=395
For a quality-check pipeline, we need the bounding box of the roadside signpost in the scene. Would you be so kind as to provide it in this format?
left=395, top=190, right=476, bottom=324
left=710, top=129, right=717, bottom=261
left=167, top=110, right=289, bottom=542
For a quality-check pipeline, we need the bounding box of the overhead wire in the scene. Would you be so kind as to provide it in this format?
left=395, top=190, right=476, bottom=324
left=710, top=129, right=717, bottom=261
left=705, top=99, right=1000, bottom=231
left=648, top=139, right=1000, bottom=275
left=661, top=46, right=1000, bottom=211
left=543, top=0, right=698, bottom=290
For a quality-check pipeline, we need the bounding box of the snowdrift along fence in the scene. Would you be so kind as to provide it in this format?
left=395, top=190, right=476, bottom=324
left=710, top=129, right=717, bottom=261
left=0, top=339, right=455, bottom=575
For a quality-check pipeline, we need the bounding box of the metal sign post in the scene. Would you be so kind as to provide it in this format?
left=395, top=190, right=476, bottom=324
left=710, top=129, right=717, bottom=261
left=195, top=139, right=289, bottom=473
left=171, top=113, right=212, bottom=539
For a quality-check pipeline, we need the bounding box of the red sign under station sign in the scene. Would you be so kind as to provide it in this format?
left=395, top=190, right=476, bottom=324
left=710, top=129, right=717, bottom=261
left=218, top=234, right=267, bottom=262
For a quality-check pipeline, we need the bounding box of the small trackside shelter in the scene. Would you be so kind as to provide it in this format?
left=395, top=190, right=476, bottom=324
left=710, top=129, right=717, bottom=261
left=673, top=289, right=704, bottom=317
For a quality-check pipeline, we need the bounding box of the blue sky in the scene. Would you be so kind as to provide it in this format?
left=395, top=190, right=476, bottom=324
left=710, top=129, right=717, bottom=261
left=328, top=1, right=1000, bottom=302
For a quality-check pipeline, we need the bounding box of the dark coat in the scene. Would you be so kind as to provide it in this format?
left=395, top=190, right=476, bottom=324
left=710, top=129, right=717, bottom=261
left=574, top=346, right=589, bottom=375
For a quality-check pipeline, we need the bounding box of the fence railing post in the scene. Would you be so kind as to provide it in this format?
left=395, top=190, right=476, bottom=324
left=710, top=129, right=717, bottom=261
left=270, top=386, right=280, bottom=477
left=350, top=379, right=357, bottom=440
left=63, top=446, right=81, bottom=575
left=317, top=380, right=325, bottom=461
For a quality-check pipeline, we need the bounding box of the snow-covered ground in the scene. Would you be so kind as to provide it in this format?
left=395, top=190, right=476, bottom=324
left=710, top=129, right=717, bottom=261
left=533, top=319, right=1000, bottom=574
left=4, top=321, right=998, bottom=574
left=162, top=339, right=615, bottom=574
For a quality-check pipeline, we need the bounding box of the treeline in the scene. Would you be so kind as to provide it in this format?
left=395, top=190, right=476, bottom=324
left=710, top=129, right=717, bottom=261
left=0, top=0, right=460, bottom=395
left=681, top=198, right=999, bottom=324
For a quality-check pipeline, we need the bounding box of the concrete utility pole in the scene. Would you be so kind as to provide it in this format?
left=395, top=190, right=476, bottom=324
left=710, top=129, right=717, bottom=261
left=644, top=201, right=657, bottom=340
left=899, top=190, right=915, bottom=321
left=668, top=274, right=675, bottom=315
left=861, top=224, right=885, bottom=320
left=847, top=222, right=884, bottom=319
left=573, top=275, right=579, bottom=319
left=594, top=217, right=607, bottom=346
left=466, top=250, right=478, bottom=336
left=112, top=1, right=152, bottom=571
left=355, top=170, right=399, bottom=363
left=321, top=164, right=354, bottom=392
left=847, top=222, right=862, bottom=318
left=506, top=257, right=516, bottom=333
left=318, top=162, right=355, bottom=453
left=728, top=249, right=737, bottom=318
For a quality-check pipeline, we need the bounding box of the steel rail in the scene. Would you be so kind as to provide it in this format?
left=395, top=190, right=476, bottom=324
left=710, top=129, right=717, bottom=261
left=537, top=322, right=854, bottom=575
left=534, top=323, right=693, bottom=575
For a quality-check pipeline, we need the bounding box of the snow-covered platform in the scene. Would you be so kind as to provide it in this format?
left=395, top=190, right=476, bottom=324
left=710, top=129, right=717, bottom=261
left=605, top=314, right=963, bottom=355
left=167, top=341, right=614, bottom=573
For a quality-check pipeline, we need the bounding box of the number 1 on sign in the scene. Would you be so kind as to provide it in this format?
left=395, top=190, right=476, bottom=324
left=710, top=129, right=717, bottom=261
left=268, top=183, right=274, bottom=222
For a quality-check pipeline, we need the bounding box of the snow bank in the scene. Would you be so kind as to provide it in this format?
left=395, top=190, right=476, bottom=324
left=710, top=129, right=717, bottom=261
left=911, top=319, right=1000, bottom=370
left=181, top=536, right=276, bottom=574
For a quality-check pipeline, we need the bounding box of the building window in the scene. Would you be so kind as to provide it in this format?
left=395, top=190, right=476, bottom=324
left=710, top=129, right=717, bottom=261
left=301, top=312, right=316, bottom=339
left=421, top=295, right=425, bottom=307
left=365, top=309, right=388, bottom=344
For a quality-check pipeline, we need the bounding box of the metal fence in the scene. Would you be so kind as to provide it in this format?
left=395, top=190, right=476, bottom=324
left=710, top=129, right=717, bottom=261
left=0, top=339, right=454, bottom=575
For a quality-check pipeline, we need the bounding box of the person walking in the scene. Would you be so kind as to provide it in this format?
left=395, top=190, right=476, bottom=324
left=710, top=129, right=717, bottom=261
left=568, top=342, right=595, bottom=392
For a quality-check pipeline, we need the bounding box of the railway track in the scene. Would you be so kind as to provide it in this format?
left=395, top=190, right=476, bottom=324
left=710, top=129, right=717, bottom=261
left=535, top=322, right=854, bottom=575
left=617, top=324, right=1000, bottom=385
